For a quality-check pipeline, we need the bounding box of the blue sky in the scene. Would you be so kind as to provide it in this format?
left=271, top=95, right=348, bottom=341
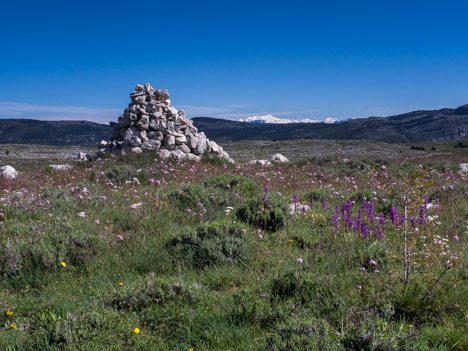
left=1, top=0, right=468, bottom=123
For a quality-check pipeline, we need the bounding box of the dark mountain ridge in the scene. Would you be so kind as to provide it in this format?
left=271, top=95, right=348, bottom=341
left=0, top=104, right=467, bottom=145
left=193, top=105, right=468, bottom=143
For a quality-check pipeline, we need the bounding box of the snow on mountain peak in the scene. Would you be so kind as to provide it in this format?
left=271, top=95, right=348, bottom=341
left=238, top=114, right=339, bottom=124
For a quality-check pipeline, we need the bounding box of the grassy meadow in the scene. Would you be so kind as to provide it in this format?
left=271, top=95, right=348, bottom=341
left=0, top=141, right=467, bottom=350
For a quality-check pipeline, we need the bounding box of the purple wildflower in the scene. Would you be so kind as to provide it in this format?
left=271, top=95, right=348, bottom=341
left=293, top=194, right=298, bottom=205
left=263, top=185, right=269, bottom=194
left=411, top=217, right=418, bottom=232
left=379, top=214, right=385, bottom=226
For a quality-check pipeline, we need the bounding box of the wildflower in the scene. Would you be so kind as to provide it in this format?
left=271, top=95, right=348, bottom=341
left=369, top=258, right=377, bottom=266
left=189, top=348, right=194, bottom=351
left=453, top=235, right=459, bottom=241
left=148, top=178, right=155, bottom=183
left=357, top=285, right=362, bottom=289
left=263, top=185, right=269, bottom=194
left=257, top=234, right=263, bottom=239
left=186, top=209, right=192, bottom=214
left=119, top=282, right=123, bottom=286
left=6, top=310, right=12, bottom=316
left=408, top=324, right=413, bottom=328
left=95, top=219, right=100, bottom=225
left=322, top=200, right=327, bottom=212
left=297, top=258, right=303, bottom=264
left=134, top=328, right=140, bottom=334
left=241, top=229, right=246, bottom=233
left=60, top=261, right=66, bottom=267
left=293, top=194, right=298, bottom=205
left=359, top=267, right=366, bottom=271
left=116, top=235, right=124, bottom=241
left=10, top=324, right=17, bottom=329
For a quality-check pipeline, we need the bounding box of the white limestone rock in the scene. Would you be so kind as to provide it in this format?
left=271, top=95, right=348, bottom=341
left=73, top=152, right=90, bottom=162
left=49, top=164, right=72, bottom=171
left=270, top=153, right=289, bottom=163
left=247, top=160, right=272, bottom=167
left=0, top=165, right=18, bottom=179
left=99, top=82, right=233, bottom=162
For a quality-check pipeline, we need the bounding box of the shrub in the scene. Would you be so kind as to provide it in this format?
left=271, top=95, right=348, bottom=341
left=103, top=164, right=150, bottom=183
left=265, top=316, right=339, bottom=350
left=107, top=274, right=200, bottom=311
left=410, top=146, right=426, bottom=151
left=168, top=221, right=249, bottom=267
left=204, top=174, right=260, bottom=197
left=236, top=194, right=287, bottom=232
left=0, top=230, right=97, bottom=282
left=201, top=152, right=228, bottom=166
left=168, top=184, right=228, bottom=211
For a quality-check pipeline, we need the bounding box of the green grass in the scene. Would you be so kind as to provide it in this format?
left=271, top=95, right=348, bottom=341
left=0, top=145, right=467, bottom=350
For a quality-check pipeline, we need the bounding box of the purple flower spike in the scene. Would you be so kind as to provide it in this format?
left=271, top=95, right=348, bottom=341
left=293, top=194, right=298, bottom=205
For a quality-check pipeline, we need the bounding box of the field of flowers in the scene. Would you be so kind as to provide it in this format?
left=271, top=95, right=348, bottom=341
left=0, top=147, right=467, bottom=350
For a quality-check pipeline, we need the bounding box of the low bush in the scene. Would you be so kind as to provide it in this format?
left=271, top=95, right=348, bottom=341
left=168, top=221, right=249, bottom=267
left=236, top=194, right=287, bottom=232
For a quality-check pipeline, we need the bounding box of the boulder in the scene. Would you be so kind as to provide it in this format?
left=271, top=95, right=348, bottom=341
left=270, top=153, right=289, bottom=163
left=0, top=165, right=18, bottom=179
left=73, top=152, right=90, bottom=162
left=247, top=160, right=272, bottom=167
left=49, top=164, right=72, bottom=171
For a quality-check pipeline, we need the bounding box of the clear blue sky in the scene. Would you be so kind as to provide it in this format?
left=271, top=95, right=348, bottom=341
left=1, top=0, right=468, bottom=123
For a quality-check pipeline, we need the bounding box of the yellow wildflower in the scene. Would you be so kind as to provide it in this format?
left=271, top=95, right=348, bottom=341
left=189, top=348, right=194, bottom=351
left=10, top=324, right=17, bottom=329
left=60, top=261, right=66, bottom=267
left=409, top=324, right=413, bottom=328
left=6, top=310, right=13, bottom=316
left=119, top=282, right=123, bottom=286
left=134, top=328, right=140, bottom=334
left=42, top=232, right=46, bottom=235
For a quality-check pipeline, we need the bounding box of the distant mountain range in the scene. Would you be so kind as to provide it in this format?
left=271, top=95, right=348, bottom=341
left=238, top=114, right=340, bottom=124
left=0, top=119, right=112, bottom=146
left=0, top=104, right=467, bottom=145
left=195, top=104, right=468, bottom=143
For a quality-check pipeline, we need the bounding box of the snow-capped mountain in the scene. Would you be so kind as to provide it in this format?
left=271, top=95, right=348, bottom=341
left=238, top=114, right=339, bottom=124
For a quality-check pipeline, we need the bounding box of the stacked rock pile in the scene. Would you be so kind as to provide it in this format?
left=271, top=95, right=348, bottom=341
left=98, top=83, right=233, bottom=162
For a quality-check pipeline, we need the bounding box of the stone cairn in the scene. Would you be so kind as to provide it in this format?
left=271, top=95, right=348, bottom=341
left=98, top=83, right=233, bottom=162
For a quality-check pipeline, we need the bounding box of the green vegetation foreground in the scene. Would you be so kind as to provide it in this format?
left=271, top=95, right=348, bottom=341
left=0, top=151, right=467, bottom=350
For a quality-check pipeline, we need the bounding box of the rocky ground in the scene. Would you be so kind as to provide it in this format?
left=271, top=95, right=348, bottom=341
left=0, top=139, right=466, bottom=172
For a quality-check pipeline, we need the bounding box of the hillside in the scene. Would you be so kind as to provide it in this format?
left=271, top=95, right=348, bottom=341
left=193, top=104, right=468, bottom=143
left=1, top=104, right=467, bottom=145
left=0, top=119, right=113, bottom=146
